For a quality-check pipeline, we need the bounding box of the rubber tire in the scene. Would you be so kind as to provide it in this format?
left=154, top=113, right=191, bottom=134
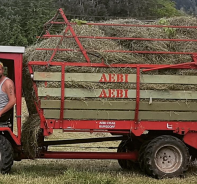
left=0, top=135, right=13, bottom=174
left=117, top=140, right=138, bottom=170
left=138, top=140, right=150, bottom=173
left=143, top=135, right=189, bottom=179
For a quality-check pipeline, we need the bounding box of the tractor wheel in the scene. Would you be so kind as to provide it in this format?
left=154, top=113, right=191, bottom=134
left=143, top=135, right=189, bottom=179
left=138, top=140, right=150, bottom=172
left=117, top=140, right=138, bottom=170
left=0, top=135, right=13, bottom=174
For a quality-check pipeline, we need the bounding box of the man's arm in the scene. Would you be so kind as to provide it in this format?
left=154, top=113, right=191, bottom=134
left=0, top=80, right=16, bottom=117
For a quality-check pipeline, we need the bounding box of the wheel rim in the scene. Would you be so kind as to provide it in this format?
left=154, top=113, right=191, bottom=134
left=154, top=144, right=183, bottom=173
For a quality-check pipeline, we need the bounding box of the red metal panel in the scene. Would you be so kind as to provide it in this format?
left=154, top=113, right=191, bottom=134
left=48, top=120, right=133, bottom=130
left=184, top=132, right=197, bottom=149
left=44, top=119, right=197, bottom=137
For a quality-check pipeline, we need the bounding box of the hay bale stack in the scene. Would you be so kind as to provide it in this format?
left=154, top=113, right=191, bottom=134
left=22, top=65, right=37, bottom=115
left=21, top=114, right=41, bottom=158
left=101, top=16, right=197, bottom=64
left=24, top=16, right=197, bottom=69
left=25, top=25, right=138, bottom=65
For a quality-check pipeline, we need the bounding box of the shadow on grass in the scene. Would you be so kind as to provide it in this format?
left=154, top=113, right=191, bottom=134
left=11, top=159, right=143, bottom=178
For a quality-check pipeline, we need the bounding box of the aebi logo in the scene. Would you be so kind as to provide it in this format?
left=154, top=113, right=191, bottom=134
left=99, top=89, right=128, bottom=98
left=99, top=74, right=129, bottom=83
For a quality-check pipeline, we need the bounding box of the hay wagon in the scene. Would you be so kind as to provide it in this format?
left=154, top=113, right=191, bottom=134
left=1, top=8, right=197, bottom=178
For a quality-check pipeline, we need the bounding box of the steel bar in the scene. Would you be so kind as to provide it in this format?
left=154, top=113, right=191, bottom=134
left=40, top=35, right=197, bottom=43
left=28, top=61, right=195, bottom=69
left=36, top=48, right=197, bottom=55
left=50, top=20, right=197, bottom=29
left=143, top=62, right=196, bottom=72
left=39, top=151, right=138, bottom=160
left=43, top=136, right=126, bottom=146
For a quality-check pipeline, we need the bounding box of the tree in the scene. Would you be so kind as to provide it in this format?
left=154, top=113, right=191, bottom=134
left=151, top=0, right=181, bottom=17
left=0, top=0, right=57, bottom=46
left=0, top=0, right=185, bottom=46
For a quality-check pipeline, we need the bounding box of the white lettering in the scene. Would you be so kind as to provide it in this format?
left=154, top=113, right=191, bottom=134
left=167, top=123, right=173, bottom=129
left=98, top=122, right=116, bottom=129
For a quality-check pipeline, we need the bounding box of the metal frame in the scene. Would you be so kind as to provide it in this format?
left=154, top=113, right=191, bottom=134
left=0, top=53, right=23, bottom=145
left=25, top=9, right=197, bottom=159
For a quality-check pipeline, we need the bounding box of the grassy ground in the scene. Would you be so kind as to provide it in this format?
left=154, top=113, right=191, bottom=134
left=5, top=99, right=197, bottom=184
left=1, top=159, right=197, bottom=184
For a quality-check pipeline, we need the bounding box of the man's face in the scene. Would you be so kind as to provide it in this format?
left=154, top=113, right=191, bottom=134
left=0, top=65, right=4, bottom=79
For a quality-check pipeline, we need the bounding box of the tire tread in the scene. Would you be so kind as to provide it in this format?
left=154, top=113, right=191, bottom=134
left=144, top=135, right=189, bottom=179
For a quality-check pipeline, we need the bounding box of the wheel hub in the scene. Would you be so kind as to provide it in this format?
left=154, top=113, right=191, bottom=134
left=155, top=145, right=183, bottom=173
left=163, top=156, right=168, bottom=161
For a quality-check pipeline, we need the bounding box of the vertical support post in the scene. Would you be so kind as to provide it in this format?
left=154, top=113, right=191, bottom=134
left=134, top=66, right=140, bottom=125
left=60, top=64, right=65, bottom=123
left=28, top=64, right=46, bottom=132
left=14, top=54, right=23, bottom=142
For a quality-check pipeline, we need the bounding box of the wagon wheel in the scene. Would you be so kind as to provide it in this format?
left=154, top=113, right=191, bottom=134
left=117, top=140, right=139, bottom=170
left=0, top=135, right=13, bottom=174
left=138, top=140, right=151, bottom=173
left=143, top=135, right=189, bottom=179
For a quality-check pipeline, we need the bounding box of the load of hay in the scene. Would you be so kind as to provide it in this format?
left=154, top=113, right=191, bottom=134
left=21, top=114, right=41, bottom=158
left=22, top=16, right=197, bottom=157
left=25, top=16, right=197, bottom=65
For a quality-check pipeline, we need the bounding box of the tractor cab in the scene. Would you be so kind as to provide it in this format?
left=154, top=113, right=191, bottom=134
left=0, top=46, right=25, bottom=145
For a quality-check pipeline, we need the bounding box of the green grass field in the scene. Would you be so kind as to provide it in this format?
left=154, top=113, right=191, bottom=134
left=4, top=99, right=196, bottom=184
left=2, top=159, right=197, bottom=184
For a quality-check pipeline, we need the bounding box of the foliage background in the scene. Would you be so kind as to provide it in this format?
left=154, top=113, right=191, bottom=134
left=0, top=0, right=195, bottom=47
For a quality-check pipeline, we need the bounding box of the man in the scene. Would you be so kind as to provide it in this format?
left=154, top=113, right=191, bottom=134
left=0, top=62, right=16, bottom=122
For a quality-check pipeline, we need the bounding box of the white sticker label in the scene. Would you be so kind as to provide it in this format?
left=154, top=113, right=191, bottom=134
left=98, top=121, right=116, bottom=129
